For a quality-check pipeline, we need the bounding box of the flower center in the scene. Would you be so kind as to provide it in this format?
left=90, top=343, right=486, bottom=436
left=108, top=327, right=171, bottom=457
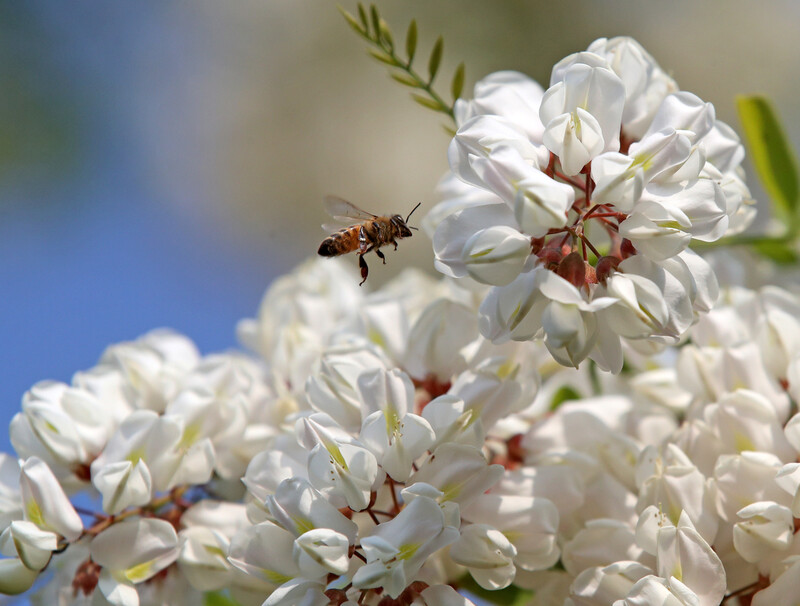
left=535, top=151, right=633, bottom=289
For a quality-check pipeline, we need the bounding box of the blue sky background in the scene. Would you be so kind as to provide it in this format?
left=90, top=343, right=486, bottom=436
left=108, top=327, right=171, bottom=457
left=0, top=4, right=279, bottom=457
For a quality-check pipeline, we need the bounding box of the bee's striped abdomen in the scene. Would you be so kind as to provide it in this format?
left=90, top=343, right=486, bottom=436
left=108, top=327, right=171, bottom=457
left=318, top=226, right=360, bottom=257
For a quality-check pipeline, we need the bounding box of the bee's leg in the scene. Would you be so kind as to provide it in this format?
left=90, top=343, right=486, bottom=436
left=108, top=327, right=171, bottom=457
left=358, top=253, right=369, bottom=286
left=375, top=249, right=386, bottom=265
left=358, top=226, right=369, bottom=254
left=391, top=239, right=398, bottom=251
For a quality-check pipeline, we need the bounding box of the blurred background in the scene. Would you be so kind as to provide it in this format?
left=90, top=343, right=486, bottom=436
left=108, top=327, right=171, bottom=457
left=1, top=0, right=800, bottom=455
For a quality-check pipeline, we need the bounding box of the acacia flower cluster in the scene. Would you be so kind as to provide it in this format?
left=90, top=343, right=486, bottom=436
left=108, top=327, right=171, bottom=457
left=2, top=32, right=799, bottom=606
left=3, top=250, right=800, bottom=605
left=430, top=37, right=754, bottom=372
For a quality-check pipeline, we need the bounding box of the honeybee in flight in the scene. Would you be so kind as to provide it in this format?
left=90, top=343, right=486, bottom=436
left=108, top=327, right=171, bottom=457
left=317, top=195, right=421, bottom=285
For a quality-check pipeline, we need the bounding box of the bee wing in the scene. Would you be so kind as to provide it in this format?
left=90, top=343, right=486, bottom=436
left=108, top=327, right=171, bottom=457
left=323, top=195, right=377, bottom=222
left=321, top=222, right=346, bottom=233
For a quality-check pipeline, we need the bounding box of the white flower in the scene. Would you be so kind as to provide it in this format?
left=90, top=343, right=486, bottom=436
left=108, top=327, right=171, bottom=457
left=703, top=390, right=795, bottom=462
left=359, top=400, right=435, bottom=482
left=585, top=37, right=678, bottom=138
left=635, top=508, right=726, bottom=606
left=19, top=457, right=82, bottom=543
left=461, top=492, right=560, bottom=572
left=266, top=477, right=357, bottom=543
left=513, top=168, right=575, bottom=236
left=540, top=59, right=626, bottom=174
left=461, top=226, right=534, bottom=286
left=733, top=501, right=793, bottom=564
left=90, top=518, right=179, bottom=605
left=0, top=557, right=39, bottom=595
left=713, top=452, right=791, bottom=522
left=751, top=556, right=800, bottom=606
left=416, top=584, right=479, bottom=606
left=228, top=521, right=307, bottom=586
left=9, top=381, right=114, bottom=479
left=237, top=257, right=364, bottom=392
left=403, top=298, right=479, bottom=381
left=431, top=37, right=755, bottom=371
left=455, top=70, right=545, bottom=139
left=616, top=575, right=702, bottom=606
left=178, top=501, right=253, bottom=593
left=635, top=444, right=718, bottom=544
left=0, top=454, right=22, bottom=530
left=292, top=528, right=351, bottom=577
left=305, top=345, right=389, bottom=433
left=449, top=524, right=517, bottom=590
left=568, top=560, right=653, bottom=606
left=562, top=519, right=647, bottom=576
left=0, top=521, right=56, bottom=571
left=643, top=92, right=715, bottom=143
left=421, top=395, right=485, bottom=450
left=91, top=409, right=214, bottom=513
left=298, top=413, right=380, bottom=511
left=352, top=496, right=459, bottom=598
left=410, top=443, right=504, bottom=506
left=775, top=463, right=800, bottom=516
left=99, top=329, right=199, bottom=413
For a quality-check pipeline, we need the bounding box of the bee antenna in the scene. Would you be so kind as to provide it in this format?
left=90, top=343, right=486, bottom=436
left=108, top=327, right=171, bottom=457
left=405, top=202, right=422, bottom=224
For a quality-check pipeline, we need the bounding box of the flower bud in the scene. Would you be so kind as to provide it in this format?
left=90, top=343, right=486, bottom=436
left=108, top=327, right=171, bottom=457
left=595, top=256, right=620, bottom=282
left=530, top=236, right=545, bottom=254
left=557, top=252, right=587, bottom=289
left=537, top=246, right=563, bottom=269
left=620, top=238, right=636, bottom=258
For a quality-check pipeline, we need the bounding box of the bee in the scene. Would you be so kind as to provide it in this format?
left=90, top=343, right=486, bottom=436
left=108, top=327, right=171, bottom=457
left=317, top=195, right=421, bottom=285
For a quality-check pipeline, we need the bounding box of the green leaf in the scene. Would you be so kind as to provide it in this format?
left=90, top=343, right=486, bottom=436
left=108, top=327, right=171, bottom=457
left=550, top=386, right=580, bottom=411
left=457, top=576, right=534, bottom=606
left=204, top=591, right=242, bottom=606
left=451, top=62, right=465, bottom=102
left=338, top=6, right=365, bottom=35
left=411, top=93, right=444, bottom=111
left=391, top=72, right=419, bottom=87
left=357, top=3, right=369, bottom=30
left=369, top=4, right=381, bottom=40
left=737, top=95, right=800, bottom=227
left=378, top=18, right=394, bottom=50
left=752, top=239, right=798, bottom=264
left=369, top=48, right=399, bottom=66
left=405, top=19, right=418, bottom=65
left=428, top=36, right=444, bottom=84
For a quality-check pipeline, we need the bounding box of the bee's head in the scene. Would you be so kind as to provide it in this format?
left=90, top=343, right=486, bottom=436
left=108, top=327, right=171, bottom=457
left=394, top=202, right=422, bottom=238
left=392, top=214, right=414, bottom=238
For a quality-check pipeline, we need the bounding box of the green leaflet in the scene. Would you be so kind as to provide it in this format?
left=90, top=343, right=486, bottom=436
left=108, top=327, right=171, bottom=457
left=737, top=95, right=800, bottom=230
left=203, top=591, right=242, bottom=606
left=339, top=3, right=466, bottom=127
